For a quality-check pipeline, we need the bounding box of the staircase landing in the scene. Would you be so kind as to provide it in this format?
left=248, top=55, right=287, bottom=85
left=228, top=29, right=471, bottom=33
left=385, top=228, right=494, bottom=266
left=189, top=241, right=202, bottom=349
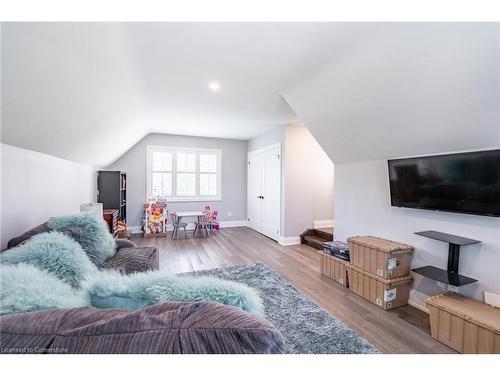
left=300, top=227, right=334, bottom=250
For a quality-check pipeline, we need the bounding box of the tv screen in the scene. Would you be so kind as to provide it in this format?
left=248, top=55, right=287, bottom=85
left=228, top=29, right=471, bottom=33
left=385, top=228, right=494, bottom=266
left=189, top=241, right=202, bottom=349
left=388, top=149, right=500, bottom=217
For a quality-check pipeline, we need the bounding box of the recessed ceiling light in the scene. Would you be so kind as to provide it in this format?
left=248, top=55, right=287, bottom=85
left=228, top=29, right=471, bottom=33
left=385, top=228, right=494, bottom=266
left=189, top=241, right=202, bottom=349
left=208, top=81, right=220, bottom=92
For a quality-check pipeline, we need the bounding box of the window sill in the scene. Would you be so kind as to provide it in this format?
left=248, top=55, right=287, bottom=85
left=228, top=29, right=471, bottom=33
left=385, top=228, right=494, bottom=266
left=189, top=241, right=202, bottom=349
left=161, top=197, right=222, bottom=203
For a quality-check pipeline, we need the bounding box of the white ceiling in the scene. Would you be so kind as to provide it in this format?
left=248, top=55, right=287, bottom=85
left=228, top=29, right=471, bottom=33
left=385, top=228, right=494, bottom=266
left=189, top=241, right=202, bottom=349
left=1, top=23, right=499, bottom=166
left=1, top=23, right=339, bottom=166
left=284, top=23, right=500, bottom=163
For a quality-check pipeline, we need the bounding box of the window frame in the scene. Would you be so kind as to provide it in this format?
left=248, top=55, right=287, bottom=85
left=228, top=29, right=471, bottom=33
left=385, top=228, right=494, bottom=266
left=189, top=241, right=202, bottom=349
left=146, top=145, right=222, bottom=202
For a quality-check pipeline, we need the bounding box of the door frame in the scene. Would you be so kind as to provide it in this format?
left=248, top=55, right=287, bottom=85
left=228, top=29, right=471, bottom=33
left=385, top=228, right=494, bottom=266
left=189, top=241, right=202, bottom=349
left=247, top=142, right=282, bottom=241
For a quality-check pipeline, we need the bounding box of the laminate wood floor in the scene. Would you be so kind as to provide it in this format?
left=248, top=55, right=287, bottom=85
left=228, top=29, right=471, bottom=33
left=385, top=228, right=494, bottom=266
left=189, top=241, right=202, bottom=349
left=134, top=226, right=455, bottom=354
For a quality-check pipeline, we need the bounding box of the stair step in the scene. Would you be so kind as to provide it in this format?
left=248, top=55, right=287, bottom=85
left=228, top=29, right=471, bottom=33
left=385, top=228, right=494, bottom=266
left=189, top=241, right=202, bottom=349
left=313, top=228, right=333, bottom=241
left=299, top=227, right=334, bottom=250
left=303, top=235, right=329, bottom=250
left=315, top=227, right=333, bottom=235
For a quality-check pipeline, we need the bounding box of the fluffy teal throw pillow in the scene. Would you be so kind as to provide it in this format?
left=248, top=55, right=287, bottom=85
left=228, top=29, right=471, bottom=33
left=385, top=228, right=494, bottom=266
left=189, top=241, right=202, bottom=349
left=48, top=213, right=116, bottom=263
left=0, top=263, right=88, bottom=315
left=84, top=271, right=264, bottom=315
left=0, top=232, right=98, bottom=289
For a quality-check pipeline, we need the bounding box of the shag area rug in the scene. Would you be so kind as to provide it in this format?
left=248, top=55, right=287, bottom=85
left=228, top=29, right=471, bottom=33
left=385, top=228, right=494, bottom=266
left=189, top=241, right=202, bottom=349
left=182, top=263, right=378, bottom=354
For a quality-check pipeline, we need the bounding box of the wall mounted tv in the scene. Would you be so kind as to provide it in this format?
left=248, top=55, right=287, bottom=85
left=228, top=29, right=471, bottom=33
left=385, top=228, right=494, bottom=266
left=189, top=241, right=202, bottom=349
left=388, top=149, right=500, bottom=217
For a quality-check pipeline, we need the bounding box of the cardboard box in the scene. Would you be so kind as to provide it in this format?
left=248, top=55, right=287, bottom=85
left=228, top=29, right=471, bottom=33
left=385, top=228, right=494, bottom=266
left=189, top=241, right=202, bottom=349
left=319, top=251, right=349, bottom=287
left=348, top=236, right=413, bottom=279
left=427, top=293, right=500, bottom=353
left=347, top=265, right=412, bottom=310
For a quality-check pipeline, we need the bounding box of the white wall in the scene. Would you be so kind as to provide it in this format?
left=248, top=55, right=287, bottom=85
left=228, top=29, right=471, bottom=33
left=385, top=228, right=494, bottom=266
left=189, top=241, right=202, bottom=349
left=283, top=123, right=334, bottom=236
left=247, top=125, right=286, bottom=153
left=334, top=158, right=500, bottom=306
left=0, top=144, right=95, bottom=249
left=248, top=124, right=334, bottom=240
left=108, top=133, right=247, bottom=228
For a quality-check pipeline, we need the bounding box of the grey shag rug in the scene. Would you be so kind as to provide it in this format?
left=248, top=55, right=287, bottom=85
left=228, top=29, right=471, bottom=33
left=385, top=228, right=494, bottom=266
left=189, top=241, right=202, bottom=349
left=182, top=263, right=378, bottom=354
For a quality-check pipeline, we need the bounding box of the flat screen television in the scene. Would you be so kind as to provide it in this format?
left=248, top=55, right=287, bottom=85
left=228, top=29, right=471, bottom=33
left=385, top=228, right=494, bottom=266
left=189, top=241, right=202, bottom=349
left=388, top=149, right=500, bottom=217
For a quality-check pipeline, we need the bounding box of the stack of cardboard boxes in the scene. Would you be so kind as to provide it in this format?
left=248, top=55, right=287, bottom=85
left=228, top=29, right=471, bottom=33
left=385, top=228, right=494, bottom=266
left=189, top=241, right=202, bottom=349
left=320, top=236, right=414, bottom=310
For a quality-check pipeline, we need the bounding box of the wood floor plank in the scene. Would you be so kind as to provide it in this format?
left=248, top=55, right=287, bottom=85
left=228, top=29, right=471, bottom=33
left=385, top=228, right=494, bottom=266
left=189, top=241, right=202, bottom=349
left=134, top=226, right=455, bottom=354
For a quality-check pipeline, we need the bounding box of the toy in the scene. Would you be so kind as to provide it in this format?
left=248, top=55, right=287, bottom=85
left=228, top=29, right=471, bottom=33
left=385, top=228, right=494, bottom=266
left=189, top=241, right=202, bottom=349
left=116, top=220, right=127, bottom=231
left=115, top=220, right=128, bottom=237
left=143, top=200, right=168, bottom=238
left=202, top=206, right=220, bottom=232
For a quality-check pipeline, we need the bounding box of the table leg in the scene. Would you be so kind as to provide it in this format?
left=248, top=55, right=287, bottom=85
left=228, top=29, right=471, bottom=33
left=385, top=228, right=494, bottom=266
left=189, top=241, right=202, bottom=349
left=178, top=217, right=184, bottom=240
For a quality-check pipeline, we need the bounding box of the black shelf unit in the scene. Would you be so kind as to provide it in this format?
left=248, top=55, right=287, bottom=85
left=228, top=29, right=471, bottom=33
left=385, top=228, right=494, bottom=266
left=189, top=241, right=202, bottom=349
left=97, top=171, right=127, bottom=222
left=412, top=230, right=480, bottom=286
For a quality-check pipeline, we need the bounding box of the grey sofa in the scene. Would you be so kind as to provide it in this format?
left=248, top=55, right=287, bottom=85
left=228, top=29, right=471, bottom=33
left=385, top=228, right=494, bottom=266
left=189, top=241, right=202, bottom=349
left=0, top=224, right=285, bottom=354
left=0, top=301, right=284, bottom=354
left=3, top=222, right=159, bottom=274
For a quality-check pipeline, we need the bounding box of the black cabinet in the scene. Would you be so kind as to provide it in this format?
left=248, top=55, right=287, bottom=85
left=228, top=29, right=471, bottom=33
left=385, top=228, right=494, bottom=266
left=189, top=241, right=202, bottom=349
left=97, top=171, right=127, bottom=222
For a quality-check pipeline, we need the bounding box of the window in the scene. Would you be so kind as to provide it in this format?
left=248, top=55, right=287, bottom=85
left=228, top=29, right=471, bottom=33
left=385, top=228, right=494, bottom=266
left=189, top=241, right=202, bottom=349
left=147, top=146, right=222, bottom=201
left=199, top=154, right=218, bottom=196
left=151, top=151, right=172, bottom=197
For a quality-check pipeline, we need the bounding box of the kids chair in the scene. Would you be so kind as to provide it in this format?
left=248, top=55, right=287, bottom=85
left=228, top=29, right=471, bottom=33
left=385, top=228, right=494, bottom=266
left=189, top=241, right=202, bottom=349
left=195, top=211, right=211, bottom=238
left=171, top=213, right=188, bottom=240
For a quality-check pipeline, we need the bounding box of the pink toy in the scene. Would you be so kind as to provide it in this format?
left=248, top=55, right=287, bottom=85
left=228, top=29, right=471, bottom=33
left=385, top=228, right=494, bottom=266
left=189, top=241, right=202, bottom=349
left=201, top=206, right=219, bottom=232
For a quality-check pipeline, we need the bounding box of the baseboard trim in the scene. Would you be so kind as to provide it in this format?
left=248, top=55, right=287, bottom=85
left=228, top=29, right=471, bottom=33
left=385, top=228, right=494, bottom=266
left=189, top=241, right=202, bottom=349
left=278, top=236, right=301, bottom=246
left=129, top=220, right=246, bottom=234
left=313, top=219, right=334, bottom=229
left=219, top=220, right=247, bottom=228
left=485, top=291, right=500, bottom=308
left=408, top=289, right=429, bottom=313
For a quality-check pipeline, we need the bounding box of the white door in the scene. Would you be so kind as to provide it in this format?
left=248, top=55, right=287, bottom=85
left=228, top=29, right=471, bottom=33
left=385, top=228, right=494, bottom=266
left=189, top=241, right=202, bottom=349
left=261, top=148, right=281, bottom=240
left=248, top=144, right=281, bottom=241
left=248, top=151, right=264, bottom=233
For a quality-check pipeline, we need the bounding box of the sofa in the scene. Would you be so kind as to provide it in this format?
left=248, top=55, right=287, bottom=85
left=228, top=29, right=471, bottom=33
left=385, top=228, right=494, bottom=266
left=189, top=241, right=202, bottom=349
left=0, top=222, right=285, bottom=354
left=0, top=301, right=284, bottom=354
left=3, top=222, right=159, bottom=274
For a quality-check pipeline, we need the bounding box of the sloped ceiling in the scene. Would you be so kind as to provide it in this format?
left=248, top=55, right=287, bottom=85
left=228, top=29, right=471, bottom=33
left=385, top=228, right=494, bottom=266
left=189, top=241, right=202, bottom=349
left=1, top=22, right=338, bottom=166
left=283, top=23, right=500, bottom=164
left=2, top=23, right=499, bottom=167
